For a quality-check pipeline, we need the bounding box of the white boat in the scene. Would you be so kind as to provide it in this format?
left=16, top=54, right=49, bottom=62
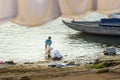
left=62, top=18, right=120, bottom=36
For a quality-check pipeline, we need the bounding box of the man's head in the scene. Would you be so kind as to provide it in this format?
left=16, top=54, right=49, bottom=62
left=48, top=36, right=51, bottom=40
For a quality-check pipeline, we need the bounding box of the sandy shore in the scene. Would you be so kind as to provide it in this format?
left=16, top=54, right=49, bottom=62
left=0, top=64, right=120, bottom=80
left=0, top=55, right=120, bottom=80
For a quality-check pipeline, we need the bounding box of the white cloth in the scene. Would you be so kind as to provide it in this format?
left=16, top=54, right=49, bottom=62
left=51, top=50, right=63, bottom=58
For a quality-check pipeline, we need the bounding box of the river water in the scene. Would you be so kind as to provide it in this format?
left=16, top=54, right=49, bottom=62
left=0, top=12, right=120, bottom=63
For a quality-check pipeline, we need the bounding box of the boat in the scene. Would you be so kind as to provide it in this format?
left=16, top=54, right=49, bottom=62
left=62, top=18, right=120, bottom=36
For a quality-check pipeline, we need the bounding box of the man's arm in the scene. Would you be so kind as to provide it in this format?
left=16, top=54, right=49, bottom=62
left=45, top=44, right=47, bottom=49
left=45, top=40, right=47, bottom=49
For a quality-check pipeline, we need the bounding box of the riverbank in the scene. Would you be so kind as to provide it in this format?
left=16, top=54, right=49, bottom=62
left=0, top=55, right=120, bottom=80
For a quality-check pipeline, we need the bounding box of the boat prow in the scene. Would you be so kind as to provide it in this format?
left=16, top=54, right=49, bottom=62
left=62, top=18, right=120, bottom=36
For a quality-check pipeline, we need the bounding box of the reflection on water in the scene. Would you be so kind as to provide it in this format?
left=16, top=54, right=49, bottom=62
left=69, top=32, right=120, bottom=47
left=67, top=32, right=120, bottom=63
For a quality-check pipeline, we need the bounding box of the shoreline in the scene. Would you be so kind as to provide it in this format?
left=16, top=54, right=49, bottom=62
left=0, top=55, right=120, bottom=80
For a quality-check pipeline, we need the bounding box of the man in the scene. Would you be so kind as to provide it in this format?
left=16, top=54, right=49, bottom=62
left=45, top=36, right=52, bottom=59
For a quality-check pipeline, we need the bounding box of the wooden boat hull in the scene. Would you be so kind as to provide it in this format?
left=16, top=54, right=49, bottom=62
left=62, top=20, right=120, bottom=36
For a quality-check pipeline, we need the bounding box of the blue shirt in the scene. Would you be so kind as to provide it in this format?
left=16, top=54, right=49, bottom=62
left=45, top=39, right=52, bottom=46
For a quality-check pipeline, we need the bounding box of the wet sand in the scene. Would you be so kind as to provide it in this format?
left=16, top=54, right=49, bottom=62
left=49, top=73, right=120, bottom=80
left=0, top=55, right=120, bottom=80
left=0, top=62, right=120, bottom=80
left=0, top=68, right=120, bottom=80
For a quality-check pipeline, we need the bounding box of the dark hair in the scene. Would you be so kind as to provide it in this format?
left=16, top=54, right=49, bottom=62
left=48, top=36, right=51, bottom=39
